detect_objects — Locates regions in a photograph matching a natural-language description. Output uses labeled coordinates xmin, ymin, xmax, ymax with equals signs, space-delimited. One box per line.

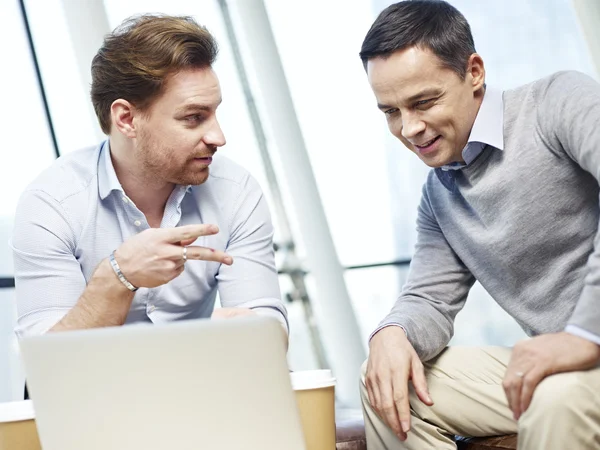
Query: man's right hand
xmin=365 ymin=326 xmax=433 ymax=441
xmin=113 ymin=224 xmax=232 ymax=289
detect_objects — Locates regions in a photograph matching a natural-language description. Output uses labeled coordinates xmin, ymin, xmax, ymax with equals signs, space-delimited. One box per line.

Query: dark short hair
xmin=91 ymin=14 xmax=218 ymax=134
xmin=360 ymin=0 xmax=476 ymax=78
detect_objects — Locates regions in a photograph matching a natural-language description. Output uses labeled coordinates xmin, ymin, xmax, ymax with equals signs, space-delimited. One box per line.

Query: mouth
xmin=192 ymin=156 xmax=213 ymax=165
xmin=413 ymin=136 xmax=441 ymax=155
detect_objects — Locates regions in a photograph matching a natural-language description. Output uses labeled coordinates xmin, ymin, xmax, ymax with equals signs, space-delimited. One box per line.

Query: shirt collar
xmin=441 ymin=86 xmax=504 ymax=171
xmin=98 ymin=140 xmax=124 ymax=200
xmin=467 ymin=86 xmax=504 ymax=153
xmin=98 ymin=140 xmax=194 ymax=201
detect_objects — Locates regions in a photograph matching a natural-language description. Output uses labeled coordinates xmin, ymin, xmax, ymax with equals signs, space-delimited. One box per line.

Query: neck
xmin=455 ymin=87 xmax=486 ymax=162
xmin=108 ymin=137 xmax=174 ymax=224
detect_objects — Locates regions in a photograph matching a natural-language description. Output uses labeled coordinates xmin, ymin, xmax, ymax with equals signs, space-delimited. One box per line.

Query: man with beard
xmin=12 ymin=15 xmax=287 ymax=344
xmin=359 ymin=1 xmax=600 ymax=449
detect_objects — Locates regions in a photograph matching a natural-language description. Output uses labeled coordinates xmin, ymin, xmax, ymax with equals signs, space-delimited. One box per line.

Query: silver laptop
xmin=19 ymin=316 xmax=306 ymax=450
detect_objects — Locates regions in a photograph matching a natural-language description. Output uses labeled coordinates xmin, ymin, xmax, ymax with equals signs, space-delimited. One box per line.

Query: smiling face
xmin=367 ymin=46 xmax=485 ymax=167
xmin=132 ymin=67 xmax=226 ymax=186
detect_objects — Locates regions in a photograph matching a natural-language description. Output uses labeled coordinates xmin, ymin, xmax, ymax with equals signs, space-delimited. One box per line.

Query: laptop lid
xmin=20 ymin=316 xmax=306 ymax=450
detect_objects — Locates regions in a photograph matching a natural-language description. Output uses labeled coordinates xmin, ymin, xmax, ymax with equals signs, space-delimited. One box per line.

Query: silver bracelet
xmin=109 ymin=251 xmax=138 ymax=292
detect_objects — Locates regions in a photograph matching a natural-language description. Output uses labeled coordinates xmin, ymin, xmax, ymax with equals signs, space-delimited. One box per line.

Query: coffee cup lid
xmin=290 ymin=369 xmax=336 ymax=390
xmin=0 ymin=400 xmax=35 ymax=423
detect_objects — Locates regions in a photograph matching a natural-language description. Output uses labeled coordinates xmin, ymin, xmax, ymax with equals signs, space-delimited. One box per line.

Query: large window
xmin=2 ymin=0 xmax=597 ymax=401
xmin=22 ymin=0 xmax=103 ymax=155
xmin=0 ymin=0 xmax=56 ymax=402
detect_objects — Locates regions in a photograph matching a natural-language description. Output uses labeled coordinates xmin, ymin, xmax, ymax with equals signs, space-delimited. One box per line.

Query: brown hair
xmin=360 ymin=1 xmax=475 ymax=78
xmin=91 ymin=14 xmax=219 ymax=134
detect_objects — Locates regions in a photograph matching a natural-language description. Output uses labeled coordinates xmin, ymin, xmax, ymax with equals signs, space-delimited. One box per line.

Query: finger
xmin=365 ymin=381 xmax=377 ymax=414
xmin=519 ymin=369 xmax=543 ymax=418
xmin=378 ymin=378 xmax=405 ymax=440
xmin=233 ymin=308 xmax=256 ymax=316
xmin=508 ymin=377 xmax=522 ymax=420
xmin=212 ymin=308 xmax=255 ymax=319
xmin=411 ymin=360 xmax=433 ymax=406
xmin=183 ymin=246 xmax=233 ymax=265
xmin=164 ymin=224 xmax=219 ymax=243
xmin=365 ymin=374 xmax=382 ymax=415
xmin=179 ymin=237 xmax=199 ymax=247
xmin=503 ymin=351 xmax=524 ymax=419
xmin=502 ymin=374 xmax=513 ymax=414
xmin=368 ymin=363 xmax=404 ymax=438
xmin=392 ymin=363 xmax=412 ymax=437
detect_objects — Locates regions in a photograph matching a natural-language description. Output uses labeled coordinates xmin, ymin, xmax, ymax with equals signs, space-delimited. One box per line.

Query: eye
xmin=184 ymin=115 xmax=203 ymax=123
xmin=415 ymin=98 xmax=435 ymax=109
xmin=384 ymin=108 xmax=399 ymax=116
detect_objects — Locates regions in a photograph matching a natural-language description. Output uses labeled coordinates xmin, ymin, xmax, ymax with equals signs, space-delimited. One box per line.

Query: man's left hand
xmin=211 ymin=307 xmax=288 ymax=349
xmin=211 ymin=307 xmax=256 ymax=319
xmin=503 ymin=332 xmax=600 ymax=420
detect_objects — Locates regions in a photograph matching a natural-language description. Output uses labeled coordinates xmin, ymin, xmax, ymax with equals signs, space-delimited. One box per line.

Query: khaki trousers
xmin=360 ymin=346 xmax=600 ymax=449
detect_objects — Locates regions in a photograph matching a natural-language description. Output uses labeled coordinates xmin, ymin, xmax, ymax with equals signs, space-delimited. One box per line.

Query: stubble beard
xmin=137 ymin=131 xmax=210 ymax=187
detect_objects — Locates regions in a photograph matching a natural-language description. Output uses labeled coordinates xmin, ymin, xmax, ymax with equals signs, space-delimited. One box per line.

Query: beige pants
xmin=360 ymin=346 xmax=600 ymax=449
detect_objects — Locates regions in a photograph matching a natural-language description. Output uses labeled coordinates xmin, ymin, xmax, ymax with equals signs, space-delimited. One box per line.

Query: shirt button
xmin=134 ymin=220 xmax=142 ymax=227
xmin=147 ymin=304 xmax=156 ymax=313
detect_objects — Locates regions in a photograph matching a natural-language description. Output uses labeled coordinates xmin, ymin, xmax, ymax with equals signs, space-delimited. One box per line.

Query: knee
xmin=521 ymin=372 xmax=587 ymax=425
xmin=359 ymin=359 xmax=369 ymax=401
xmin=360 ymin=359 xmax=368 ymax=383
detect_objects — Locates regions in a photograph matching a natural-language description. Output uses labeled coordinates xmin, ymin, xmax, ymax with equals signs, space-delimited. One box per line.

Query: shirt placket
xmin=161 ymin=186 xmax=189 ymax=229
xmin=118 ymin=192 xmax=154 ymax=316
xmin=136 ymin=186 xmax=189 ymax=321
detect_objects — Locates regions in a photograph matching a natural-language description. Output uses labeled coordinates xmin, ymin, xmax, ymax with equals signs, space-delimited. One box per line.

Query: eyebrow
xmin=377 ymin=102 xmax=393 ymax=111
xmin=176 ymin=99 xmax=223 ymax=114
xmin=377 ymin=89 xmax=441 ymax=110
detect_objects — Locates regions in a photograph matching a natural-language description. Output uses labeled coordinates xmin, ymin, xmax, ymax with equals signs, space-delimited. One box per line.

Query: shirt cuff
xmin=565 ymin=325 xmax=600 ymax=346
xmin=368 ymin=323 xmax=407 ymax=343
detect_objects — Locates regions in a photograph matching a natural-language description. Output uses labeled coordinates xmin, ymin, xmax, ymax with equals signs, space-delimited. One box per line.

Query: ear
xmin=466 ymin=53 xmax=486 ymax=92
xmin=110 ymin=99 xmax=139 ymax=138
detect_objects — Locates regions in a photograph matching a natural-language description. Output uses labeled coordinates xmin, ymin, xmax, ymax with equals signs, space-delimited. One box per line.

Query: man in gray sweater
xmin=359 ymin=1 xmax=600 ymax=449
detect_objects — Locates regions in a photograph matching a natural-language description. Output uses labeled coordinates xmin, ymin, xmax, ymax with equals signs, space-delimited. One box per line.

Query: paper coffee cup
xmin=0 ymin=400 xmax=41 ymax=450
xmin=290 ymin=370 xmax=337 ymax=450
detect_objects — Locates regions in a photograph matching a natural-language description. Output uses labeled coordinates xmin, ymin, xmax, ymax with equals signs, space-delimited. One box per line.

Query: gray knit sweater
xmin=379 ymin=71 xmax=600 ymax=361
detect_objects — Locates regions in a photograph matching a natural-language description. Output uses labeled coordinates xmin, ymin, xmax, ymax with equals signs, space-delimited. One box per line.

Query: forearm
xmin=50 ymin=258 xmax=134 ymax=332
xmin=376 ymin=183 xmax=473 ymax=361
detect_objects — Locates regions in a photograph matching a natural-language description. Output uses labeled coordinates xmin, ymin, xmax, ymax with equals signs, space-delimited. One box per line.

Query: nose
xmin=203 ymin=117 xmax=226 ymax=148
xmin=401 ymin=113 xmax=426 ymax=141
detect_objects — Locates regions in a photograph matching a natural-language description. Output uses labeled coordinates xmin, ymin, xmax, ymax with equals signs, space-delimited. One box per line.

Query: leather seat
xmin=335 ymin=417 xmax=367 ymax=450
xmin=335 ymin=416 xmax=518 ymax=450
xmin=456 ymin=434 xmax=518 ymax=449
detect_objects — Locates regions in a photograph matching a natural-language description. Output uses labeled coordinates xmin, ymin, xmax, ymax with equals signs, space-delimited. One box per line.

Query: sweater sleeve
xmin=374 ymin=179 xmax=476 ymax=361
xmin=538 ymin=70 xmax=600 ymax=340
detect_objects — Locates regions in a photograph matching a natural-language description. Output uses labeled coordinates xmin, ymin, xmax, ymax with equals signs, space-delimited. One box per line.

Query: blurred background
xmin=1 ymin=0 xmax=599 ymax=407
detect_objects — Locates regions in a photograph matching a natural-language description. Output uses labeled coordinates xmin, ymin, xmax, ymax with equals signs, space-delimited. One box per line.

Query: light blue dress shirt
xmin=12 ymin=141 xmax=287 ymax=338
